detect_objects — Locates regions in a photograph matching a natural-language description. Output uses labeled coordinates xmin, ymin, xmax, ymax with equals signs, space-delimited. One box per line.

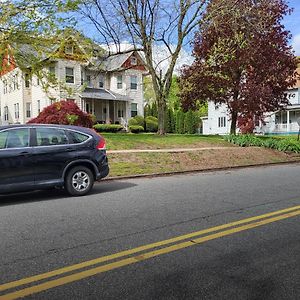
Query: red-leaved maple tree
xmin=28 ymin=100 xmax=94 ymax=128
xmin=179 ymin=0 xmax=299 ymax=134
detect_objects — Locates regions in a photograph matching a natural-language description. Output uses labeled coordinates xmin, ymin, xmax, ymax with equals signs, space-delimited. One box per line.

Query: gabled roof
xmin=102 ymin=52 xmax=133 ymax=71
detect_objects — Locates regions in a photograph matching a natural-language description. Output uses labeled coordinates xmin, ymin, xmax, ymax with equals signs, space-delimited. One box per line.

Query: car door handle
xmin=19 ymin=151 xmax=30 ymax=156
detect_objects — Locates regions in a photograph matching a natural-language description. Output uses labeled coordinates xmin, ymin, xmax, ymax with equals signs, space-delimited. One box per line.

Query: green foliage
xmin=145 ymin=116 xmax=158 ymax=132
xmin=176 ymin=110 xmax=185 ymax=134
xmin=184 ymin=110 xmax=199 ymax=134
xmin=164 ymin=108 xmax=175 ymax=133
xmin=93 ymin=124 xmax=123 ymax=133
xmin=128 ymin=118 xmax=138 ymax=126
xmin=129 ymin=125 xmax=144 ymax=133
xmin=224 ymin=134 xmax=300 ymax=153
xmin=133 ymin=115 xmax=145 ymax=127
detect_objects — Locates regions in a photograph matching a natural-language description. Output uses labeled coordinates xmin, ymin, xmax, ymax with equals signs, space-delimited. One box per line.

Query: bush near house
xmin=129 ymin=125 xmax=144 ymax=133
xmin=28 ymin=100 xmax=94 ymax=128
xmin=145 ymin=116 xmax=158 ymax=132
xmin=93 ymin=124 xmax=123 ymax=133
xmin=224 ymin=134 xmax=300 ymax=153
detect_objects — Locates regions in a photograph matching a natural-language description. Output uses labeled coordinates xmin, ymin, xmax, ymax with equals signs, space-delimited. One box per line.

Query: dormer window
xmin=130 ymin=56 xmax=137 ymax=65
xmin=65 ymin=45 xmax=74 ymax=55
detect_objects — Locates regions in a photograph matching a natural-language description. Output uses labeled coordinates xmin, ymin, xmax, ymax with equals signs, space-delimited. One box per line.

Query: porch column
xmin=92 ymin=99 xmax=95 ymax=115
xmin=81 ymin=99 xmax=86 ymax=112
xmin=106 ymin=101 xmax=110 ymax=123
xmin=114 ymin=101 xmax=116 ymax=123
xmin=287 ymin=110 xmax=290 ymax=133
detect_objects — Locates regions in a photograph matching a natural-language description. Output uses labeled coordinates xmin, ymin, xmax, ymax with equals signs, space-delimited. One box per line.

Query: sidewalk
xmin=107 ymin=147 xmax=236 ymax=154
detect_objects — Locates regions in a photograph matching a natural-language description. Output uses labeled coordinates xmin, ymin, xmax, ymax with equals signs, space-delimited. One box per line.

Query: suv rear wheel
xmin=65 ymin=166 xmax=94 ymax=196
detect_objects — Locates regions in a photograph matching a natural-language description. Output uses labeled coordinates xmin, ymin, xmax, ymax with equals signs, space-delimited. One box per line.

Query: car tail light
xmin=96 ymin=137 xmax=106 ymax=150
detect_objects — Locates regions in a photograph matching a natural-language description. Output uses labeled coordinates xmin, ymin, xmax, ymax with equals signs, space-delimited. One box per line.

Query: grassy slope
xmin=101 ymin=133 xmax=232 ymax=150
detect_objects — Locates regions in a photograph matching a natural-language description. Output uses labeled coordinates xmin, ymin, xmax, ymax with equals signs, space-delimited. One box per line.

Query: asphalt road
xmin=0 ymin=164 xmax=299 ymax=300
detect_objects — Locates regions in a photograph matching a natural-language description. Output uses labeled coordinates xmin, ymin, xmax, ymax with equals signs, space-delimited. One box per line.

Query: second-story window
xmin=117 ymin=75 xmax=123 ymax=89
xmin=25 ymin=73 xmax=30 ymax=88
xmin=99 ymin=75 xmax=104 ymax=88
xmin=130 ymin=75 xmax=138 ymax=90
xmin=3 ymin=80 xmax=8 ymax=94
xmin=66 ymin=67 xmax=74 ymax=83
xmin=86 ymin=75 xmax=92 ymax=87
xmin=13 ymin=75 xmax=18 ymax=90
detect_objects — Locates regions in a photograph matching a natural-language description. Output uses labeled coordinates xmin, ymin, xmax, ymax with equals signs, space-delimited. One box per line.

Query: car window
xmin=0 ymin=128 xmax=30 ymax=149
xmin=36 ymin=128 xmax=69 ymax=146
xmin=67 ymin=130 xmax=90 ymax=144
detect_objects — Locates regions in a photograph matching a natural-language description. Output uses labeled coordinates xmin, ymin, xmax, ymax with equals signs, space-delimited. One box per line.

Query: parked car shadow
xmin=0 ymin=181 xmax=137 ymax=207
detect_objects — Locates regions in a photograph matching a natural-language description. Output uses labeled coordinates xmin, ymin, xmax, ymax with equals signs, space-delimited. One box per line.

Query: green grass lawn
xmin=101 ymin=133 xmax=232 ymax=150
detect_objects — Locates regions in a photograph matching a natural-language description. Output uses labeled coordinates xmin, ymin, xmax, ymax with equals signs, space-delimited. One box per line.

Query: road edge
xmin=100 ymin=160 xmax=300 ymax=182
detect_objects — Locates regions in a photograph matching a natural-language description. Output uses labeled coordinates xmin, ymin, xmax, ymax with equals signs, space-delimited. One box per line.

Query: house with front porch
xmin=202 ymin=65 xmax=300 ymax=135
xmin=0 ymin=37 xmax=147 ymax=126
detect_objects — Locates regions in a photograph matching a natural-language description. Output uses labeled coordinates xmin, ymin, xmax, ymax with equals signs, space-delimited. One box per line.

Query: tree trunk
xmin=230 ymin=110 xmax=238 ymax=135
xmin=157 ymin=98 xmax=166 ymax=135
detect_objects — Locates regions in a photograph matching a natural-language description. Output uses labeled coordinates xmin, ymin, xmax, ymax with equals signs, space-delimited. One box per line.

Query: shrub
xmin=133 ymin=115 xmax=145 ymax=127
xmin=128 ymin=118 xmax=138 ymax=126
xmin=175 ymin=110 xmax=185 ymax=134
xmin=129 ymin=125 xmax=144 ymax=133
xmin=93 ymin=124 xmax=123 ymax=133
xmin=28 ymin=100 xmax=93 ymax=127
xmin=145 ymin=116 xmax=158 ymax=132
xmin=224 ymin=134 xmax=300 ymax=153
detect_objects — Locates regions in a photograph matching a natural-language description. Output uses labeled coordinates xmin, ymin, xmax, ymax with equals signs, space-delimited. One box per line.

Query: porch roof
xmin=79 ymin=88 xmax=132 ymax=102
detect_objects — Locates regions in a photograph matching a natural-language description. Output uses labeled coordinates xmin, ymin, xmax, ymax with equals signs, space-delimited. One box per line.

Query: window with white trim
xmin=14 ymin=103 xmax=19 ymax=119
xmin=25 ymin=73 xmax=30 ymax=88
xmin=99 ymin=75 xmax=104 ymax=88
xmin=117 ymin=75 xmax=123 ymax=89
xmin=65 ymin=67 xmax=74 ymax=83
xmin=86 ymin=75 xmax=92 ymax=87
xmin=218 ymin=116 xmax=226 ymax=128
xmin=130 ymin=75 xmax=138 ymax=90
xmin=4 ymin=106 xmax=9 ymax=121
xmin=3 ymin=80 xmax=8 ymax=94
xmin=131 ymin=103 xmax=138 ymax=117
xmin=26 ymin=103 xmax=31 ymax=118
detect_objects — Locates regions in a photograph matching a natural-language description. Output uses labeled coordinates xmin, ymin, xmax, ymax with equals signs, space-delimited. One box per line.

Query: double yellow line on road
xmin=1 ymin=205 xmax=300 ymax=299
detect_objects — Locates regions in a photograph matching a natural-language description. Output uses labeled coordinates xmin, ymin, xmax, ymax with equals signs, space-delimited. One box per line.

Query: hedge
xmin=224 ymin=134 xmax=300 ymax=153
xmin=129 ymin=125 xmax=144 ymax=133
xmin=93 ymin=124 xmax=123 ymax=133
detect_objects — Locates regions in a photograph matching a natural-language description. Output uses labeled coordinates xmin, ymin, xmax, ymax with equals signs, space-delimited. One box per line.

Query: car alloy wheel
xmin=65 ymin=166 xmax=94 ymax=196
xmin=72 ymin=171 xmax=90 ymax=192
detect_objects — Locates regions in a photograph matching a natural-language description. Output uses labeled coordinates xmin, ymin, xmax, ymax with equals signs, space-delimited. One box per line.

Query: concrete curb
xmin=101 ymin=160 xmax=300 ymax=182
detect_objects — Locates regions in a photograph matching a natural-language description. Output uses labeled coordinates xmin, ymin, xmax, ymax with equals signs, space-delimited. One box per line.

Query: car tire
xmin=65 ymin=166 xmax=94 ymax=196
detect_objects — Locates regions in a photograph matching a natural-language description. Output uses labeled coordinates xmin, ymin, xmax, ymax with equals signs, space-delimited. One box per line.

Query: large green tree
xmin=180 ymin=0 xmax=298 ymax=134
xmin=80 ymin=0 xmax=209 ymax=134
xmin=0 ymin=0 xmax=80 ymax=72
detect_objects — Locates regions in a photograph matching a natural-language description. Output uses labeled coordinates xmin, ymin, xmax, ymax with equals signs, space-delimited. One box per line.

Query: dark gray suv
xmin=0 ymin=124 xmax=109 ymax=196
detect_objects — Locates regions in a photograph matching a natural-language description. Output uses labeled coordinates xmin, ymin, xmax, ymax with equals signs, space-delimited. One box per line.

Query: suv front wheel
xmin=65 ymin=166 xmax=94 ymax=196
